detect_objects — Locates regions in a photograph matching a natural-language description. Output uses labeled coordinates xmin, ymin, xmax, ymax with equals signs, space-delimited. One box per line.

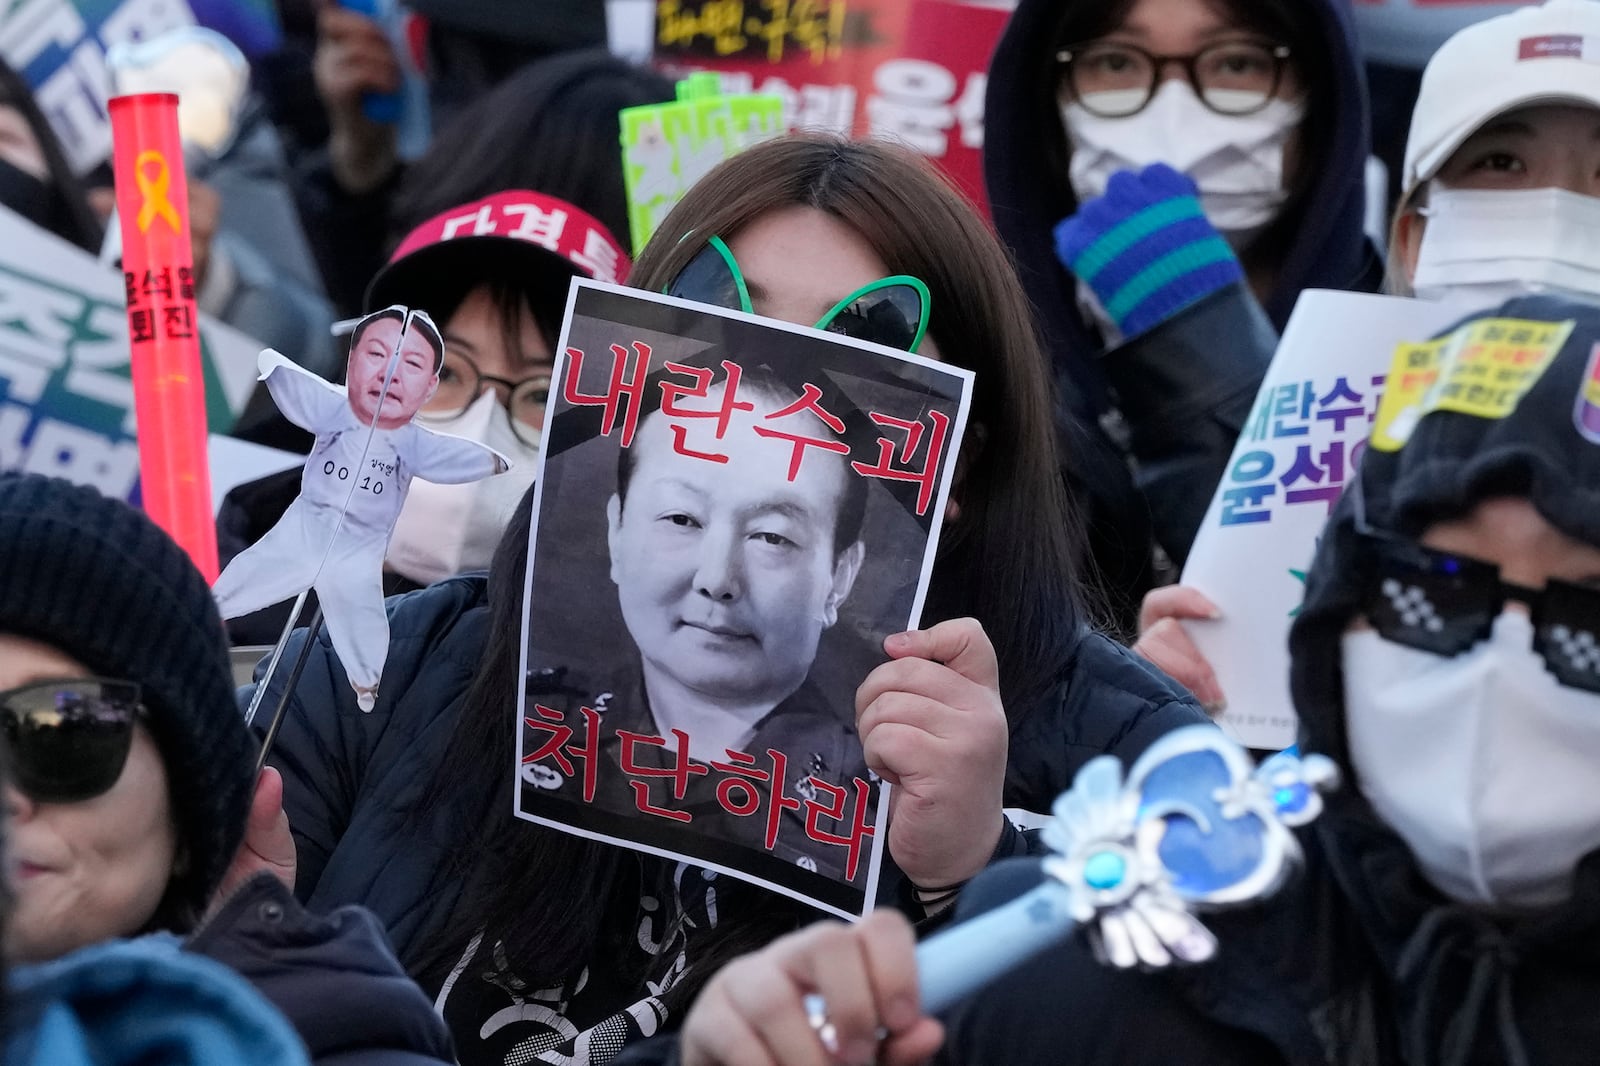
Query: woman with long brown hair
xmin=240 ymin=134 xmax=1206 ymax=1066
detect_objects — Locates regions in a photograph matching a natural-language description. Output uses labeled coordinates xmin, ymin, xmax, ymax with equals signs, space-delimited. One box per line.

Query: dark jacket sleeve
xmin=932 ymin=861 xmax=1286 ymax=1066
xmin=187 ymin=874 xmax=456 ymax=1066
xmin=1003 ymin=632 xmax=1211 ymax=814
xmin=246 ymin=620 xmax=377 ymax=903
xmin=1103 ymin=283 xmax=1277 ymax=566
xmin=243 ymin=580 xmax=483 ymax=900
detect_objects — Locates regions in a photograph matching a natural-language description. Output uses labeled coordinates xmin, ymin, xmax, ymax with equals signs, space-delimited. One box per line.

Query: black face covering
xmin=0 ymin=156 xmax=54 ymax=229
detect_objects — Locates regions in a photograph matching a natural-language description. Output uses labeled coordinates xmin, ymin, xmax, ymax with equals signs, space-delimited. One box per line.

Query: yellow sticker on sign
xmin=1369 ymin=317 xmax=1574 ymax=452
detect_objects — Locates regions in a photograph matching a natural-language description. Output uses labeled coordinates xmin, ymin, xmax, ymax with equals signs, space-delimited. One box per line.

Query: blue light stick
xmin=916 ymin=725 xmax=1339 ymax=1013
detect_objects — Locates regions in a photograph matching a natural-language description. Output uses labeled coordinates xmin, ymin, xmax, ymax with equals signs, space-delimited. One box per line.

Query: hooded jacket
xmin=3 ymin=938 xmax=309 ymax=1066
xmin=936 ymin=295 xmax=1600 ymax=1066
xmin=188 ymin=874 xmax=458 ymax=1066
xmin=983 ymin=0 xmax=1381 ymax=625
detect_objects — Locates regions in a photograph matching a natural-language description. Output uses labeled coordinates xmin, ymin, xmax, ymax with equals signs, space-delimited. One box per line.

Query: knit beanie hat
xmin=1290 ymin=293 xmax=1600 ymax=771
xmin=1283 ymin=293 xmax=1600 ymax=932
xmin=0 ymin=474 xmax=255 ymax=926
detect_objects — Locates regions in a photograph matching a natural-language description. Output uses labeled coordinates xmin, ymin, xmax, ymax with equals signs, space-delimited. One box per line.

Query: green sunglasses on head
xmin=665 ymin=235 xmax=932 ymax=354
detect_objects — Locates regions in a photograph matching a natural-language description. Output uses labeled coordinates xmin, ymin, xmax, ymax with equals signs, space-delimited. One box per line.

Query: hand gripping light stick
xmin=915 ymin=726 xmax=1339 ymax=1013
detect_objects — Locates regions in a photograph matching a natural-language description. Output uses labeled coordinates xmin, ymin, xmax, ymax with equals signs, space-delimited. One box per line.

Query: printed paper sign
xmin=651 ymin=0 xmax=1011 ymax=213
xmin=0 ymin=203 xmax=257 ymax=501
xmin=1180 ymin=290 xmax=1466 ymax=750
xmin=620 ymin=72 xmax=784 ymax=253
xmin=516 ymin=281 xmax=973 ymax=918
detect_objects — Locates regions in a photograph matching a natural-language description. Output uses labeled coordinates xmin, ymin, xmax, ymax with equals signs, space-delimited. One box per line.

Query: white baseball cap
xmin=1403 ymin=0 xmax=1600 ymax=201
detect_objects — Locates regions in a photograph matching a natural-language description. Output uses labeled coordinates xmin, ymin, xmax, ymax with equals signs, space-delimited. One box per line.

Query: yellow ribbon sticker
xmin=1369 ymin=317 xmax=1575 ymax=452
xmin=134 ymin=150 xmax=182 ymax=234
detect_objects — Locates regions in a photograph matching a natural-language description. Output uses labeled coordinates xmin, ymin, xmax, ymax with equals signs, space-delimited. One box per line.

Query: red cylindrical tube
xmin=109 ymin=93 xmax=218 ymax=580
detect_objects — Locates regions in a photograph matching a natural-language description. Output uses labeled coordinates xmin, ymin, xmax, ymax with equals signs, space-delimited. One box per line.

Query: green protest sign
xmin=619 ymin=72 xmax=785 ymax=254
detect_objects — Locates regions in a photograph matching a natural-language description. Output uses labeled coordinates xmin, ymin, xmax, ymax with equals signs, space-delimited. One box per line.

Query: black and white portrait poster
xmin=514 ymin=281 xmax=973 ymax=918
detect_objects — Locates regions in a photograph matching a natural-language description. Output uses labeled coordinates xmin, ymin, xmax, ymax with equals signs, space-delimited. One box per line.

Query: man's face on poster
xmin=346 ymin=314 xmax=440 ymax=430
xmin=607 ymin=381 xmax=866 ymax=709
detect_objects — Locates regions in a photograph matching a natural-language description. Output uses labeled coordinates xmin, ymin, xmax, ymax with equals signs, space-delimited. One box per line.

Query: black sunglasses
xmin=0 ymin=678 xmax=145 ymax=803
xmin=1358 ymin=529 xmax=1600 ymax=693
xmin=664 ymin=235 xmax=933 ymax=354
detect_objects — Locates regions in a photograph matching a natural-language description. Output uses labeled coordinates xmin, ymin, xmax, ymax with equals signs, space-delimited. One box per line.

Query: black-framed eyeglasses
xmin=1055 ymin=38 xmax=1293 ymax=118
xmin=423 ymin=347 xmax=551 ymax=446
xmin=1355 ymin=526 xmax=1600 ymax=694
xmin=0 ymin=678 xmax=146 ymax=803
xmin=665 ymin=235 xmax=933 ymax=354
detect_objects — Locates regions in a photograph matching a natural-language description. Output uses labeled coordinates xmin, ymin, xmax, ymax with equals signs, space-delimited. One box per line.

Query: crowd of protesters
xmin=4 ymin=1 xmax=1600 ymax=1064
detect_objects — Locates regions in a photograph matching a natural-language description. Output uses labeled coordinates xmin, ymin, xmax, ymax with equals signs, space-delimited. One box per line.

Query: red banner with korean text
xmin=109 ymin=92 xmax=217 ymax=580
xmin=653 ymin=0 xmax=1014 ymax=214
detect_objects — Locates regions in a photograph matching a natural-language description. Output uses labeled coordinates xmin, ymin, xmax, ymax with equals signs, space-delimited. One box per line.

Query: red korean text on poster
xmin=109 ymin=93 xmax=218 ymax=580
xmin=516 ymin=281 xmax=975 ymax=919
xmin=652 ymin=1 xmax=1012 ymax=213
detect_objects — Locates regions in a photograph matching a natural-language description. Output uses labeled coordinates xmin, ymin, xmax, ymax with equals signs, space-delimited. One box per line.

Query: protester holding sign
xmin=0 ymin=473 xmax=454 ymax=1066
xmin=245 ymin=134 xmax=1205 ymax=1065
xmin=1141 ymin=0 xmax=1600 ymax=716
xmin=644 ymin=293 xmax=1600 ymax=1066
xmin=983 ymin=0 xmax=1380 ymax=626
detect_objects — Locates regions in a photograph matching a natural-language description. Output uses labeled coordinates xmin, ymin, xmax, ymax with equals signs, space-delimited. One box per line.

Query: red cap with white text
xmin=364 ymin=189 xmax=631 ymax=312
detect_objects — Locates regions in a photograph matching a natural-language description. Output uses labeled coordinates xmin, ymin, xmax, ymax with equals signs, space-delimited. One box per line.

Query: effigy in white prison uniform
xmin=213 ymin=350 xmax=506 ymax=704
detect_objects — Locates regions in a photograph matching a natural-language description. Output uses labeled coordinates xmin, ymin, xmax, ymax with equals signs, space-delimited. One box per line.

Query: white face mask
xmin=1343 ymin=612 xmax=1600 ymax=907
xmin=1412 ymin=187 xmax=1600 ymax=311
xmin=1061 ymin=80 xmax=1304 ymax=239
xmin=386 ymin=391 xmax=540 ymax=585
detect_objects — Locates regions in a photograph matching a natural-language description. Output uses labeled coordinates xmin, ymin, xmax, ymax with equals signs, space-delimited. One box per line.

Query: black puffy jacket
xmin=187 ymin=873 xmax=456 ymax=1066
xmin=250 ymin=574 xmax=1205 ymax=1062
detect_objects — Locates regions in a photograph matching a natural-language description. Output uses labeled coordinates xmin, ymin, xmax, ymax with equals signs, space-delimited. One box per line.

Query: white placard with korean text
xmin=0 ymin=204 xmax=260 ymax=502
xmin=1180 ymin=290 xmax=1467 ymax=750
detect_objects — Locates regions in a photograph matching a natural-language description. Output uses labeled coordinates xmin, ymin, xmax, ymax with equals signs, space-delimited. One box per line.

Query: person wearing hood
xmin=647 ymin=292 xmax=1600 ymax=1065
xmin=0 ymin=473 xmax=455 ymax=1066
xmin=1139 ymin=0 xmax=1600 ymax=712
xmin=983 ymin=0 xmax=1380 ymax=627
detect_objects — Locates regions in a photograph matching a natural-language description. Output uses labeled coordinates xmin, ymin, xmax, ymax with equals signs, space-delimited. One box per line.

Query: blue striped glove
xmin=1054 ymin=163 xmax=1244 ymax=340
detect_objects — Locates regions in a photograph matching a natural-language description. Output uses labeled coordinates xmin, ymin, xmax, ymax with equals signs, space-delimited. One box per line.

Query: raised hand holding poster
xmin=516 ymin=281 xmax=972 ymax=918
